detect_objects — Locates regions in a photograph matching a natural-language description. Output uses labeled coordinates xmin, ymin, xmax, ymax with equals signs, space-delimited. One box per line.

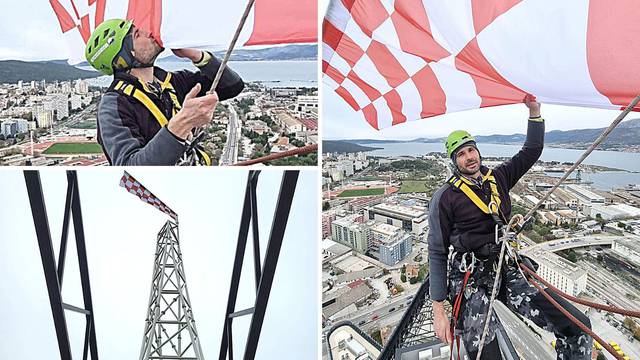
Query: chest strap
xmin=113 ymin=75 xmax=211 ymax=166
xmin=448 ymin=169 xmax=501 ymax=216
xmin=113 ymin=72 xmax=182 ymax=127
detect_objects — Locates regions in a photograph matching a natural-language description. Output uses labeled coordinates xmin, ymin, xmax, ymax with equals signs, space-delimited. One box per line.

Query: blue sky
xmin=0 ymin=168 xmax=318 ymax=359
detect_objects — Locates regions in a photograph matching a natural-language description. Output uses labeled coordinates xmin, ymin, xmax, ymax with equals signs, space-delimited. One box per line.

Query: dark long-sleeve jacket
xmin=97 ymin=53 xmax=244 ymax=165
xmin=428 ymin=118 xmax=545 ymax=301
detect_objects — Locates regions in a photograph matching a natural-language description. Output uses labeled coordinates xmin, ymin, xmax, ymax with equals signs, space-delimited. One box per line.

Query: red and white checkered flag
xmin=323 ymin=0 xmax=640 ymax=130
xmin=119 ymin=171 xmax=178 ymax=221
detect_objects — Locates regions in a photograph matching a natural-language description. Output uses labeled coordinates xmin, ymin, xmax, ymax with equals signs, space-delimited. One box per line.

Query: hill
xmin=0 ymin=60 xmax=99 ymax=84
xmin=158 ymin=44 xmax=317 ymax=63
xmin=323 ymin=140 xmax=382 ymax=153
xmin=342 ymin=119 xmax=640 ymax=150
xmin=474 ymin=118 xmax=640 ymax=148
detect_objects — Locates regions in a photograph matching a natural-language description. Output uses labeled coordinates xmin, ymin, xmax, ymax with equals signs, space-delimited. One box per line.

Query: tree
xmin=567 ymin=251 xmax=577 ymax=263
xmin=322 ymin=201 xmax=330 ymax=211
xmin=401 ymin=274 xmax=407 ymax=283
xmin=409 ymin=277 xmax=418 ymax=284
xmin=596 ymin=352 xmax=606 ymax=360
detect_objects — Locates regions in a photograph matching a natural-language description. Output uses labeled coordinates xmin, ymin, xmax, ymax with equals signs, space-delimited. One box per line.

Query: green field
xmin=399 ymin=180 xmax=428 ymax=193
xmin=337 ymin=188 xmax=385 ymax=197
xmin=43 ymin=143 xmax=103 ymax=155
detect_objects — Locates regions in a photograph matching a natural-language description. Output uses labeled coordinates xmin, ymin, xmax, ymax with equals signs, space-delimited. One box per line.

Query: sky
xmin=0 ymin=168 xmax=318 ymax=359
xmin=0 ymin=0 xmax=292 ymax=62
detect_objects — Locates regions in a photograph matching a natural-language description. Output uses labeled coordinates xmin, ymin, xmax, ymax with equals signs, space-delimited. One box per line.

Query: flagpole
xmin=208 ymin=0 xmax=256 ymax=93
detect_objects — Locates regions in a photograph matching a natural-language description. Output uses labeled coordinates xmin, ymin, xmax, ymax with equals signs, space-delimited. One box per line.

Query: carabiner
xmin=458 ymin=252 xmax=476 ymax=273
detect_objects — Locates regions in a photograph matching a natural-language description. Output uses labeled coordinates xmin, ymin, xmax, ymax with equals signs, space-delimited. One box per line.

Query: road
xmin=579 ymin=259 xmax=640 ymax=312
xmin=323 ymin=293 xmax=416 ymax=335
xmin=220 ymin=104 xmax=240 ymax=165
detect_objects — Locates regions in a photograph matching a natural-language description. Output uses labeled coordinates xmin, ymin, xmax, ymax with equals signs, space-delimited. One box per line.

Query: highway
xmin=220 ymin=104 xmax=240 ymax=165
xmin=579 ymin=259 xmax=640 ymax=312
xmin=519 ymin=235 xmax=616 ymax=255
xmin=323 ymin=293 xmax=416 ymax=335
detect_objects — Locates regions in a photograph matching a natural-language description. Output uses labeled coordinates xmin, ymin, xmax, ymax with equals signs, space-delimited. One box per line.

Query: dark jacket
xmin=97 ymin=53 xmax=244 ymax=165
xmin=428 ymin=119 xmax=545 ymax=301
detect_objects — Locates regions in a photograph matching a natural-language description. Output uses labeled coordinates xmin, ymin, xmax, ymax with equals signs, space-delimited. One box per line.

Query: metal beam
xmin=250 ymin=172 xmax=261 ymax=292
xmin=24 ymin=170 xmax=73 ymax=360
xmin=68 ymin=171 xmax=99 ymax=360
xmin=57 ymin=175 xmax=74 ymax=286
xmin=243 ymin=171 xmax=299 ymax=360
xmin=218 ymin=173 xmax=255 ymax=360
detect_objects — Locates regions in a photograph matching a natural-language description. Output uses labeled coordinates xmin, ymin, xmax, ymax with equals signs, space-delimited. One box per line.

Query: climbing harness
xmin=448 ymin=169 xmax=504 ymax=225
xmin=112 ymin=74 xmax=211 ymax=166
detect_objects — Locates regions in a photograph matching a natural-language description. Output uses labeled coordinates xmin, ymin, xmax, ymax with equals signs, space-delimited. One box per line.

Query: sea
xmin=81 ymin=60 xmax=317 ymax=88
xmin=359 ymin=142 xmax=640 ymax=191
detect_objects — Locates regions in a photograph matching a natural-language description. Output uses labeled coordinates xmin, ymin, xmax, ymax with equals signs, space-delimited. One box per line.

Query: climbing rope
xmin=232 ymin=144 xmax=317 ymax=166
xmin=179 ymin=0 xmax=256 ymax=166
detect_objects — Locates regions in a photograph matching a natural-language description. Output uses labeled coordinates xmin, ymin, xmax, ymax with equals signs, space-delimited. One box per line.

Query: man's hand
xmin=167 ymin=83 xmax=218 ymax=140
xmin=433 ymin=301 xmax=453 ymax=344
xmin=171 ymin=48 xmax=203 ymax=63
xmin=524 ymin=94 xmax=541 ymax=118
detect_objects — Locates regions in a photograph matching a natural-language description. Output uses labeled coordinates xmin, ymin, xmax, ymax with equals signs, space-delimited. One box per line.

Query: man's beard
xmin=457 ymin=159 xmax=481 ymax=175
xmin=135 ymin=45 xmax=162 ymax=67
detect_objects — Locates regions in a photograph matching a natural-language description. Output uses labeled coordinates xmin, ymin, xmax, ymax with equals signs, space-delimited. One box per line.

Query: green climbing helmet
xmin=85 ymin=19 xmax=133 ymax=76
xmin=445 ymin=130 xmax=476 ymax=158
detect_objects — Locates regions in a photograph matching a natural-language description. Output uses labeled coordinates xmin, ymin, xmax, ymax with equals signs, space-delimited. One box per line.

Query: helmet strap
xmin=112 ymin=31 xmax=162 ymax=73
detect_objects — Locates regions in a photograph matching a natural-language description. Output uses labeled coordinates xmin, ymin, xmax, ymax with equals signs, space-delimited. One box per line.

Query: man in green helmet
xmin=85 ymin=19 xmax=244 ymax=165
xmin=427 ymin=97 xmax=593 ymax=359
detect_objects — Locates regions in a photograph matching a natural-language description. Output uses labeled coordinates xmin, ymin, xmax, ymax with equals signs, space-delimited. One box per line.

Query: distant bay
xmin=81 ymin=60 xmax=317 ymax=88
xmin=357 ymin=141 xmax=640 ymax=190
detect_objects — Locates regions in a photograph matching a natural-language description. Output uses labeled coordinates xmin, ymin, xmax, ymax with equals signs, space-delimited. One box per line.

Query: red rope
xmin=450 ymin=270 xmax=471 ymax=360
xmin=527 ymin=274 xmax=624 ymax=360
xmin=520 ymin=264 xmax=640 ymax=317
xmin=232 ymin=144 xmax=317 ymax=166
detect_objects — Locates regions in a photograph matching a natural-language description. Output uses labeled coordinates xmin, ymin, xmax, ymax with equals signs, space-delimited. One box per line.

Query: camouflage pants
xmin=448 ymin=255 xmax=592 ymax=360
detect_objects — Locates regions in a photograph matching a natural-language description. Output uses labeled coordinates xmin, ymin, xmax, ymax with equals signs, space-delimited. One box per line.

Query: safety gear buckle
xmin=458 ymin=252 xmax=476 ymax=273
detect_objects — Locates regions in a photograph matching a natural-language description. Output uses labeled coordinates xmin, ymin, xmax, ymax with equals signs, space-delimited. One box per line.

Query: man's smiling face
xmin=455 ymin=144 xmax=481 ymax=175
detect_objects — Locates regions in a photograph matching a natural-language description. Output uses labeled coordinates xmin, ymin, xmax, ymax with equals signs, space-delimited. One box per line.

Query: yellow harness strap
xmin=448 ymin=170 xmax=501 ymax=215
xmin=113 ymin=74 xmax=210 ymax=166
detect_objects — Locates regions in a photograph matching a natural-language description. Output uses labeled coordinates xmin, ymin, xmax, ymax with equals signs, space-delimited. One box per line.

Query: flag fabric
xmin=323 ymin=0 xmax=640 ymax=130
xmin=49 ymin=0 xmax=317 ymax=64
xmin=119 ymin=171 xmax=178 ymax=220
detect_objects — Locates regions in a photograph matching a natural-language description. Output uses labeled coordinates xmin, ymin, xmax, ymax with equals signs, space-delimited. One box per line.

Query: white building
xmin=611 ymin=237 xmax=640 ymax=266
xmin=529 ymin=248 xmax=588 ymax=297
xmin=585 ymin=204 xmax=640 ymax=220
xmin=36 ymin=109 xmax=54 ymax=128
xmin=74 ymin=79 xmax=89 ymax=94
xmin=296 ymin=95 xmax=318 ymax=115
xmin=365 ymin=202 xmax=428 ymax=235
xmin=70 ymin=94 xmax=82 ymax=110
xmin=565 ymin=185 xmax=606 ymax=204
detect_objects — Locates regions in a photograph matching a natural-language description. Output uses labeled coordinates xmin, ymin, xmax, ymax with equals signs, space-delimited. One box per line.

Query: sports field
xmin=43 ymin=143 xmax=103 ymax=155
xmin=337 ymin=188 xmax=385 ymax=197
xmin=399 ymin=180 xmax=427 ymax=193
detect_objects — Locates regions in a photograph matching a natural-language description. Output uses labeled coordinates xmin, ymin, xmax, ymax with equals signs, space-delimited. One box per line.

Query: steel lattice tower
xmin=139 ymin=221 xmax=205 ymax=360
